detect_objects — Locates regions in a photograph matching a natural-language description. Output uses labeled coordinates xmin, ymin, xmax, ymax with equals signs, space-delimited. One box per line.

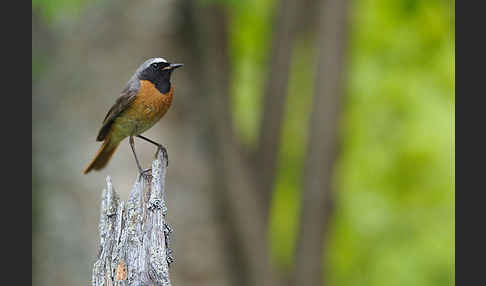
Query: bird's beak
xmin=169 ymin=63 xmax=184 ymax=70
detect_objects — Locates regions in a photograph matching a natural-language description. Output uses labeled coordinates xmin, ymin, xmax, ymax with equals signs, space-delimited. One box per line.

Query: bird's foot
xmin=137 ymin=167 xmax=152 ymax=180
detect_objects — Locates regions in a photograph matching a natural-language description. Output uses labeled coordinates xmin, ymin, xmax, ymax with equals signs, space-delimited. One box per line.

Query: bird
xmin=83 ymin=57 xmax=183 ymax=175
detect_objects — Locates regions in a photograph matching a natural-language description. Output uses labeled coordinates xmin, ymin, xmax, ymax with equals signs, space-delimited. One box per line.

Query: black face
xmin=139 ymin=61 xmax=177 ymax=94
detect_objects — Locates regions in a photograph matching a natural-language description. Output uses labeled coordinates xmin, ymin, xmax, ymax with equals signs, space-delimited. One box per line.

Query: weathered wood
xmin=92 ymin=151 xmax=173 ymax=286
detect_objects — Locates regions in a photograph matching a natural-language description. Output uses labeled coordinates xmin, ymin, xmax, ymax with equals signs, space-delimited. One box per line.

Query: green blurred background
xmin=32 ymin=0 xmax=454 ymax=285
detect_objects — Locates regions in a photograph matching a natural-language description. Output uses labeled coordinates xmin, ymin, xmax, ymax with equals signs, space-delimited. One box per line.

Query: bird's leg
xmin=136 ymin=135 xmax=169 ymax=166
xmin=129 ymin=136 xmax=151 ymax=176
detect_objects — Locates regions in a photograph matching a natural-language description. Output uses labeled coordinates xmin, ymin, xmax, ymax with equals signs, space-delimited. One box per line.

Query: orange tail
xmin=83 ymin=135 xmax=120 ymax=174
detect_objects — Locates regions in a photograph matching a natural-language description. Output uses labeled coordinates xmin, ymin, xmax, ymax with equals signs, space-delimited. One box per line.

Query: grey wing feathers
xmin=96 ymin=79 xmax=140 ymax=141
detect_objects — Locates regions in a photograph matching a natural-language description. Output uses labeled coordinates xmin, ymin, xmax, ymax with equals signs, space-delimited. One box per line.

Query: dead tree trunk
xmin=92 ymin=152 xmax=173 ymax=286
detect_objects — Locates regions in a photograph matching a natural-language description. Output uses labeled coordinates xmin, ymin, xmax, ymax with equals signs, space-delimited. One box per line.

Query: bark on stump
xmin=92 ymin=151 xmax=173 ymax=286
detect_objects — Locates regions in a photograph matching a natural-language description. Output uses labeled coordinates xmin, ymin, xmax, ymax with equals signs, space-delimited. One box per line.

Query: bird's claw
xmin=137 ymin=168 xmax=152 ymax=180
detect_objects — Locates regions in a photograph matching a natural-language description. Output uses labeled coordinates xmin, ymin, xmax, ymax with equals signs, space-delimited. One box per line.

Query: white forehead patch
xmin=152 ymin=57 xmax=167 ymax=63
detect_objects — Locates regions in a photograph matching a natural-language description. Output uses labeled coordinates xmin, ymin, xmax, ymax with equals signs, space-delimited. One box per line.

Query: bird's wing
xmin=96 ymin=79 xmax=140 ymax=141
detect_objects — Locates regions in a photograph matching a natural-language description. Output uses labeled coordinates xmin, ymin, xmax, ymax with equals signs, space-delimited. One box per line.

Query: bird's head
xmin=136 ymin=57 xmax=183 ymax=93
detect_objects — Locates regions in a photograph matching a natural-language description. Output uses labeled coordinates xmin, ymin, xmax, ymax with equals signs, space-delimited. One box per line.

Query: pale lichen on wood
xmin=92 ymin=152 xmax=173 ymax=286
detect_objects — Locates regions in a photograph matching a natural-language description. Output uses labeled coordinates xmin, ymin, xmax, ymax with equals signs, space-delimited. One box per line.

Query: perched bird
xmin=83 ymin=57 xmax=183 ymax=174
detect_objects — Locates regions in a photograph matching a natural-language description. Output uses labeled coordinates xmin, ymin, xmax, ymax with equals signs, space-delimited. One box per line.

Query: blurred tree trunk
xmin=255 ymin=0 xmax=300 ymax=218
xmin=293 ymin=0 xmax=349 ymax=285
xmin=190 ymin=3 xmax=282 ymax=286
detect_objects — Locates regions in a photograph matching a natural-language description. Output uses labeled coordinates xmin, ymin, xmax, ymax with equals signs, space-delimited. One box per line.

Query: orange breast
xmin=112 ymin=80 xmax=173 ymax=137
xmin=135 ymin=80 xmax=173 ymax=120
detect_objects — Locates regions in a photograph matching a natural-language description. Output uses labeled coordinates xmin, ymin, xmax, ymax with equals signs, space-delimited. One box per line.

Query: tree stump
xmin=92 ymin=151 xmax=173 ymax=286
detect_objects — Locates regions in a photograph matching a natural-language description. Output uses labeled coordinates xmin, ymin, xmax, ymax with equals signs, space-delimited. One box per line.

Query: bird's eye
xmin=152 ymin=63 xmax=159 ymax=69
